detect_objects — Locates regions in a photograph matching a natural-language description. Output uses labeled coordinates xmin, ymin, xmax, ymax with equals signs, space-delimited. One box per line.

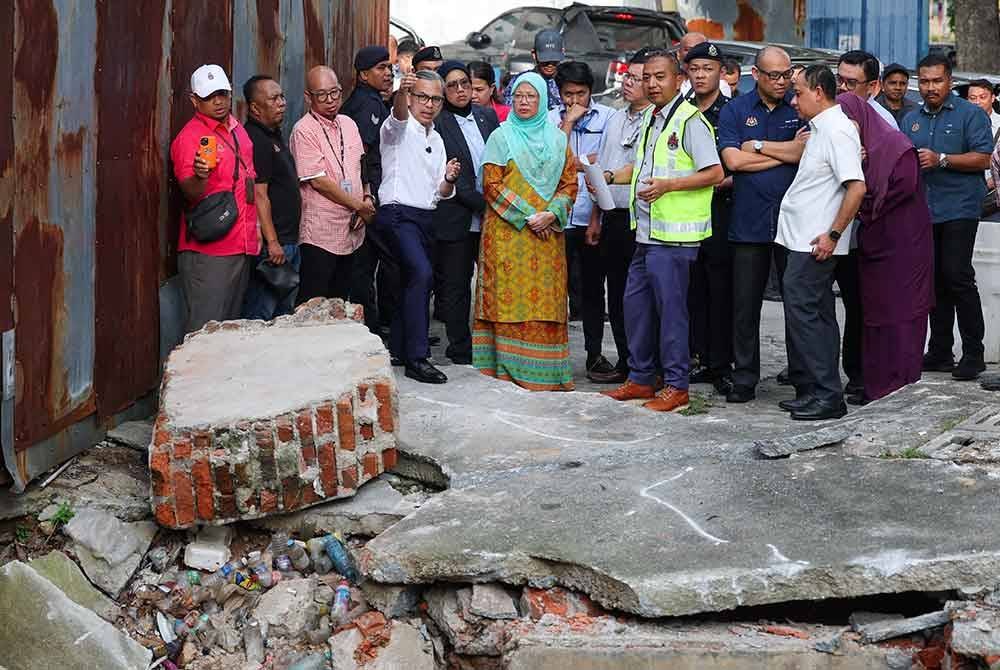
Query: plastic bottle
xmin=307 ymin=539 xmax=333 ymax=575
xmin=245 ymin=555 xmax=274 ymax=588
xmin=286 ymin=540 xmax=311 ymax=571
xmin=322 ymin=534 xmax=358 ymax=582
xmin=231 ymin=569 xmax=261 ymax=591
xmin=269 ymin=532 xmax=290 ymax=566
xmin=332 ymin=580 xmax=351 ymax=625
xmin=244 ymin=618 xmax=264 ymax=664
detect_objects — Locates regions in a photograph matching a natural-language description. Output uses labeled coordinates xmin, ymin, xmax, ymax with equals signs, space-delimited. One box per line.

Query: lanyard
xmin=198 ymin=116 xmax=246 ymax=186
xmin=640 ymin=96 xmax=686 ymax=154
xmin=312 ymin=113 xmax=345 ymax=175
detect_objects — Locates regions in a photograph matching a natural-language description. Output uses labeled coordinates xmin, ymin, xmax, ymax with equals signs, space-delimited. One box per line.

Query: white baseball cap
xmin=190 ymin=64 xmax=232 ymax=98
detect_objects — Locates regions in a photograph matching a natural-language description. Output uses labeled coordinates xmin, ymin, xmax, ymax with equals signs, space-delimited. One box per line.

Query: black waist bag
xmin=186 ymin=131 xmax=243 ymax=243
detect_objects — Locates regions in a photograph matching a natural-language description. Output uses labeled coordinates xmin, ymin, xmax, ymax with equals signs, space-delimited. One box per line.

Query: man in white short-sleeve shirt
xmin=776 ymin=65 xmax=865 ymax=421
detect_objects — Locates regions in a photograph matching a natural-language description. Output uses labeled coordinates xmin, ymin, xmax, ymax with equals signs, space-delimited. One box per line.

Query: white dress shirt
xmin=867 ymin=95 xmax=899 ymax=130
xmin=776 ymin=104 xmax=865 ymax=255
xmin=378 ymin=114 xmax=451 ymax=210
xmin=454 ymin=111 xmax=487 ymax=231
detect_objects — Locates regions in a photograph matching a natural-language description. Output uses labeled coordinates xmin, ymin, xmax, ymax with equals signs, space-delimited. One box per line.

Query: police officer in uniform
xmin=341 ymin=46 xmax=398 ymax=336
xmin=683 ymin=42 xmax=734 ymax=395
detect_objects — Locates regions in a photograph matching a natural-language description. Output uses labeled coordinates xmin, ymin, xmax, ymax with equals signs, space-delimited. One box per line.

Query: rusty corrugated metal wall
xmin=1 ymin=0 xmax=389 ymax=491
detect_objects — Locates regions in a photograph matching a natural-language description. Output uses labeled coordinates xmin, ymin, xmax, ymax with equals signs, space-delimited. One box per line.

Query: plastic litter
xmin=286 ymin=540 xmax=311 ymax=571
xmin=63 ymin=507 xmax=140 ymax=565
xmin=322 ymin=534 xmax=358 ymax=582
xmin=244 ymin=618 xmax=265 ymax=664
xmin=287 ymin=651 xmax=331 ymax=669
xmin=332 ymin=580 xmax=351 ymax=625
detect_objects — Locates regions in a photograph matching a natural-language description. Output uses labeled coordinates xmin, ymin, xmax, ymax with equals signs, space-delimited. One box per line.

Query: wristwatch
xmin=753 ymin=140 xmax=764 ymax=154
xmin=828 ymin=229 xmax=842 ymax=241
xmin=938 ymin=153 xmax=950 ymax=169
xmin=604 ymin=170 xmax=614 ymax=185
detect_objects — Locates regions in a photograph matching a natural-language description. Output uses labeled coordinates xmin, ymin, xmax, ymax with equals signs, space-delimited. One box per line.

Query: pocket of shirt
xmin=936 ymin=128 xmax=965 ymax=155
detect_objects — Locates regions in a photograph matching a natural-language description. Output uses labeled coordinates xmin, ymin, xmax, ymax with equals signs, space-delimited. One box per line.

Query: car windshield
xmin=567 ymin=19 xmax=669 ymax=53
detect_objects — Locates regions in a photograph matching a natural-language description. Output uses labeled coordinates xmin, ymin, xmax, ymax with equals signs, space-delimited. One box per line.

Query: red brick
xmin=235 ymin=461 xmax=256 ymax=490
xmin=363 ymin=452 xmax=380 ymax=478
xmin=235 ymin=420 xmax=252 ymax=433
xmin=316 ymin=403 xmax=335 ymax=436
xmin=173 ymin=470 xmax=196 ymax=527
xmin=154 ymin=428 xmax=171 ymax=448
xmin=282 ymin=476 xmax=302 ymax=511
xmin=521 ymin=587 xmax=602 ymax=621
xmin=240 ymin=491 xmax=259 ymax=514
xmin=192 ymin=430 xmax=211 ymax=451
xmin=382 ymin=448 xmax=398 ymax=471
xmin=318 ymin=443 xmax=338 ymax=496
xmin=276 ymin=415 xmax=294 ymax=443
xmin=150 ymin=450 xmax=172 ymax=497
xmin=301 ymin=484 xmax=319 ymax=505
xmin=301 ymin=443 xmax=317 ymax=466
xmin=155 ymin=503 xmax=176 ymax=527
xmin=218 ymin=494 xmax=238 ymax=518
xmin=358 ymin=384 xmax=369 ymax=402
xmin=214 ymin=465 xmax=234 ymax=495
xmin=337 ymin=396 xmax=356 ymax=451
xmin=360 ymin=423 xmax=374 ymax=440
xmin=341 ymin=466 xmax=358 ymax=490
xmin=260 ymin=489 xmax=278 ymax=513
xmin=192 ymin=458 xmax=214 ymax=521
xmin=296 ymin=409 xmax=314 ymax=444
xmin=173 ymin=437 xmax=193 ymax=460
xmin=254 ymin=422 xmax=275 ymax=449
xmin=375 ymin=382 xmax=394 ymax=432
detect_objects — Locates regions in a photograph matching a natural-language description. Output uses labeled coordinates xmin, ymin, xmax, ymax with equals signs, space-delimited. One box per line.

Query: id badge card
xmin=245 ymin=176 xmax=255 ymax=204
xmin=340 ymin=179 xmax=353 ymax=194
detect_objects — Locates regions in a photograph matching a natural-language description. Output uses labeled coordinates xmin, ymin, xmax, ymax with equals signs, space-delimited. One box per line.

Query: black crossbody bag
xmin=186 ymin=130 xmax=244 ymax=242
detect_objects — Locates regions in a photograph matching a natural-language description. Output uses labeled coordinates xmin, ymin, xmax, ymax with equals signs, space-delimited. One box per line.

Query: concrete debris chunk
xmin=755 ymin=420 xmax=861 ymax=458
xmin=105 ymin=419 xmax=154 ymax=452
xmin=150 ymin=298 xmax=400 ymax=529
xmin=853 ymin=610 xmax=950 ymax=643
xmin=371 ymin=620 xmax=435 ymax=670
xmin=470 ymin=583 xmax=519 ymax=620
xmin=28 ymin=551 xmax=120 ymax=623
xmin=253 ymin=577 xmax=317 ymax=640
xmin=361 ymin=582 xmax=423 ymax=618
xmin=426 ymin=586 xmax=509 ymax=656
xmin=0 ymin=561 xmax=152 ymax=670
xmin=72 ymin=519 xmax=157 ymax=599
xmin=329 ymin=627 xmax=364 ymax=670
xmin=951 ymin=604 xmax=1000 ymax=659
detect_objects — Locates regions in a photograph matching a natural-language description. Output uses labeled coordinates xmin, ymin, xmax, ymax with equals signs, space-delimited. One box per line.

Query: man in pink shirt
xmin=170 ymin=64 xmax=259 ymax=333
xmin=291 ymin=65 xmax=376 ymax=303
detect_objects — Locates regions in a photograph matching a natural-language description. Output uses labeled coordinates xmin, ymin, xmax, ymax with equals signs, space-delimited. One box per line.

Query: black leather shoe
xmin=791 ymin=399 xmax=848 ymax=421
xmin=726 ymin=385 xmax=755 ymax=403
xmin=428 ymin=335 xmax=441 ymax=346
xmin=405 ymin=359 xmax=448 ymax=384
xmin=776 ymin=367 xmax=791 ymax=386
xmin=390 ymin=355 xmax=404 ymax=367
xmin=689 ymin=365 xmax=714 ymax=384
xmin=846 ymin=392 xmax=868 ymax=406
xmin=588 ymin=355 xmax=624 ymax=383
xmin=922 ymin=353 xmax=955 ymax=372
xmin=779 ymin=394 xmax=814 ymax=412
xmin=844 ymin=381 xmax=864 ymax=397
xmin=449 ymin=352 xmax=473 ymax=365
xmin=953 ymin=357 xmax=986 ymax=381
xmin=712 ymin=375 xmax=735 ymax=395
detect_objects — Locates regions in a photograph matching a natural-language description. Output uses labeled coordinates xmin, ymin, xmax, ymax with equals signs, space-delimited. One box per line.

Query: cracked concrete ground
xmin=363 ymin=301 xmax=1000 ymax=617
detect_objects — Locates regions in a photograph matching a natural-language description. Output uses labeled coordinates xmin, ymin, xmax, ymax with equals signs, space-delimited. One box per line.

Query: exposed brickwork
xmin=149 ymin=298 xmax=400 ymax=529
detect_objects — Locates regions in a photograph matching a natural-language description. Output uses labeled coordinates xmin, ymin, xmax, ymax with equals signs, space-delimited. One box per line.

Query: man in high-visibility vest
xmin=601 ymin=51 xmax=724 ymax=412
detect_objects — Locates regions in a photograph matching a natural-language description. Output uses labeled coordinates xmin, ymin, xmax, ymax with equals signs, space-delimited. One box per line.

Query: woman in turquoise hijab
xmin=472 ymin=72 xmax=579 ymax=391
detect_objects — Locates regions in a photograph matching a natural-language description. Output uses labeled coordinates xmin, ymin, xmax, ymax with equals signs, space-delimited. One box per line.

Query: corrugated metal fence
xmin=0 ymin=0 xmax=389 ymax=491
xmin=806 ymin=0 xmax=930 ymax=69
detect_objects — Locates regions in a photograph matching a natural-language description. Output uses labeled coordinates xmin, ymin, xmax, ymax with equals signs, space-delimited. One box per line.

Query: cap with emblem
xmin=533 ymin=29 xmax=564 ymax=63
xmin=354 ymin=45 xmax=390 ymax=72
xmin=684 ymin=42 xmax=723 ymax=64
xmin=190 ymin=64 xmax=232 ymax=98
xmin=413 ymin=45 xmax=444 ymax=67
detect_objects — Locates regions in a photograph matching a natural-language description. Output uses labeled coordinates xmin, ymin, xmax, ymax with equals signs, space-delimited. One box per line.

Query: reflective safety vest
xmin=629 ymin=100 xmax=714 ymax=243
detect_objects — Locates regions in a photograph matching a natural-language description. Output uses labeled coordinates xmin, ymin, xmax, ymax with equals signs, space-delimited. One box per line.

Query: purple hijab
xmin=836 ymin=93 xmax=914 ymax=220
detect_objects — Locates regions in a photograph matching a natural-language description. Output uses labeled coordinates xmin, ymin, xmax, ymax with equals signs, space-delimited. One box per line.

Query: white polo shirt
xmin=378 ymin=113 xmax=451 ymax=210
xmin=776 ymin=104 xmax=864 ymax=255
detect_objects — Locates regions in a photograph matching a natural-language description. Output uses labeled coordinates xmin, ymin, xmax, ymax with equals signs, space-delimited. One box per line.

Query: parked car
xmin=440 ymin=3 xmax=686 ymax=98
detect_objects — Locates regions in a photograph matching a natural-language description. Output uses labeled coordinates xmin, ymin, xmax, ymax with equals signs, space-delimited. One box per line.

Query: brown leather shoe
xmin=601 ymin=379 xmax=657 ymax=401
xmin=643 ymin=386 xmax=690 ymax=412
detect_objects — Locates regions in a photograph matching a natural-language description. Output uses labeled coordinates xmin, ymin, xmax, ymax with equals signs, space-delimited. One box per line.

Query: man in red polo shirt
xmin=170 ymin=64 xmax=259 ymax=333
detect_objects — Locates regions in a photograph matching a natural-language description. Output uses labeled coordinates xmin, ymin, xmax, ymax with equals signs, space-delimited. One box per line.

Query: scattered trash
xmin=244 ymin=618 xmax=265 ymax=664
xmin=333 ymin=580 xmax=351 ymax=626
xmin=63 ymin=508 xmax=141 ymax=565
xmin=183 ymin=526 xmax=232 ymax=572
xmin=322 ymin=533 xmax=358 ymax=582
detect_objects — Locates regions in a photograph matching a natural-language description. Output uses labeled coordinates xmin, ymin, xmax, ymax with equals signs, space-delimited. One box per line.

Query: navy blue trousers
xmin=624 ymin=244 xmax=698 ymax=390
xmin=378 ymin=204 xmax=434 ymax=362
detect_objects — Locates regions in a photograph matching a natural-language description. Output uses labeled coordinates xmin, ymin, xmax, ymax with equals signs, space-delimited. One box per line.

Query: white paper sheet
xmin=580 ymin=155 xmax=617 ymax=211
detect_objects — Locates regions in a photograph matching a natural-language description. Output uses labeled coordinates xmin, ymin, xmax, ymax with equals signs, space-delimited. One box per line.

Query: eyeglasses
xmin=513 ymin=93 xmax=539 ymax=103
xmin=835 ymin=75 xmax=869 ymax=89
xmin=622 ymin=73 xmax=641 ymax=84
xmin=412 ymin=92 xmax=445 ymax=107
xmin=309 ymin=88 xmax=343 ymax=102
xmin=758 ymin=68 xmax=795 ymax=82
xmin=445 ymin=78 xmax=471 ymax=91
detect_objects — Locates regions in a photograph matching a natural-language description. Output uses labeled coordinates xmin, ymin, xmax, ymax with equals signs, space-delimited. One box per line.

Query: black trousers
xmin=600 ymin=209 xmax=635 ymax=371
xmin=928 ymin=218 xmax=985 ymax=361
xmin=731 ymin=242 xmax=786 ymax=390
xmin=689 ymin=194 xmax=733 ymax=376
xmin=834 ymin=248 xmax=863 ymax=390
xmin=565 ymin=227 xmax=585 ymax=319
xmin=434 ymin=232 xmax=480 ymax=360
xmin=350 ymin=224 xmax=401 ymax=334
xmin=565 ymin=226 xmax=608 ymax=361
xmin=783 ymin=251 xmax=843 ymax=404
xmin=297 ymin=243 xmax=355 ymax=304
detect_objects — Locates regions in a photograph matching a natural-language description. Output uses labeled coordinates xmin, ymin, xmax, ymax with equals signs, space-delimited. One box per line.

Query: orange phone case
xmin=199 ymin=135 xmax=217 ymax=168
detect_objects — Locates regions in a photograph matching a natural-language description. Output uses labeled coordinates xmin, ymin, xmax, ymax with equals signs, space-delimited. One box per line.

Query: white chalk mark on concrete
xmin=925 ymin=395 xmax=957 ymax=401
xmin=412 ymin=396 xmax=465 ymax=409
xmin=493 ymin=411 xmax=665 ymax=445
xmin=624 ymin=510 xmax=636 ymax=517
xmin=767 ymin=543 xmax=810 ymax=566
xmin=74 ymin=631 xmax=93 ymax=645
xmin=641 ymin=469 xmax=730 ymax=545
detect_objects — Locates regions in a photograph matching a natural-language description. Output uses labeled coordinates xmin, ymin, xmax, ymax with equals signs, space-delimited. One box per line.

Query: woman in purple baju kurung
xmin=837 ymin=94 xmax=934 ymax=402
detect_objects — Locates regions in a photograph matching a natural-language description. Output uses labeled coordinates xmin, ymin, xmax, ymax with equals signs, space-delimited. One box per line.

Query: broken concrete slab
xmin=254 ymin=577 xmax=317 ymax=640
xmin=329 ymin=626 xmax=364 ymax=669
xmin=28 ymin=551 xmax=120 ymax=623
xmin=150 ymin=298 xmax=399 ymax=529
xmin=755 ymin=419 xmax=862 ymax=458
xmin=853 ymin=610 xmax=950 ymax=643
xmin=361 ymin=582 xmax=423 ymax=618
xmin=0 ymin=561 xmax=152 ymax=670
xmin=371 ymin=620 xmax=436 ymax=670
xmin=72 ymin=519 xmax=157 ymax=598
xmin=252 ymin=477 xmax=424 ymax=538
xmin=105 ymin=419 xmax=154 ymax=452
xmin=362 ymin=456 xmax=1000 ymax=618
xmin=471 ymin=584 xmax=518 ymax=620
xmin=949 ymin=602 xmax=1000 ymax=659
xmin=425 ymin=586 xmax=509 ymax=656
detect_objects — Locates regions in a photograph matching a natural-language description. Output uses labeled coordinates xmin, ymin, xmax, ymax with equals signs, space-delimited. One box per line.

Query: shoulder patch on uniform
xmin=371 ymin=113 xmax=379 ymax=125
xmin=911 ymin=122 xmax=920 ymax=132
xmin=745 ymin=116 xmax=758 ymax=127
